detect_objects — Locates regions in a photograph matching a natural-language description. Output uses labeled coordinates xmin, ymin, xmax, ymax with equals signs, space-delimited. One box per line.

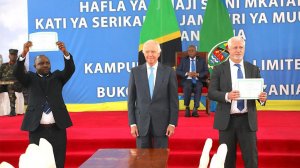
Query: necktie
xmin=191 ymin=59 xmax=196 ymax=84
xmin=234 ymin=64 xmax=245 ymax=111
xmin=41 ymin=75 xmax=51 ymax=114
xmin=43 ymin=101 xmax=51 ymax=114
xmin=148 ymin=67 xmax=154 ymax=98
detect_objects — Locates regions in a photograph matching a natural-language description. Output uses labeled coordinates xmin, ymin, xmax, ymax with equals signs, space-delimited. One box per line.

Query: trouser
xmin=136 ymin=121 xmax=168 ymax=148
xmin=0 ymin=84 xmax=18 ymax=114
xmin=7 ymin=85 xmax=16 ymax=113
xmin=183 ymin=79 xmax=203 ymax=108
xmin=219 ymin=114 xmax=258 ymax=168
xmin=29 ymin=124 xmax=67 ymax=168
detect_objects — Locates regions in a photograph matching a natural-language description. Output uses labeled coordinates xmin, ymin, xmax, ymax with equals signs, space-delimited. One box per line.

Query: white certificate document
xmin=29 ymin=32 xmax=59 ymax=52
xmin=237 ymin=78 xmax=264 ymax=99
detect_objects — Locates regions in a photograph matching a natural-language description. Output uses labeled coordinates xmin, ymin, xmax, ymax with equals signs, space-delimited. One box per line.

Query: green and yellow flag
xmin=138 ymin=0 xmax=182 ymax=67
xmin=199 ymin=0 xmax=234 ymax=52
xmin=199 ymin=0 xmax=234 ymax=72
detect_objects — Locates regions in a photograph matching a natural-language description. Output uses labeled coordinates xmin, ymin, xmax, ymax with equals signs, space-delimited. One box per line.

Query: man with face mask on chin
xmin=13 ymin=41 xmax=75 ymax=168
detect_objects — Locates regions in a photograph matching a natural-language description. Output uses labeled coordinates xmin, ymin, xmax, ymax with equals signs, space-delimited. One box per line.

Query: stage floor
xmin=1 ymin=111 xmax=300 ymax=167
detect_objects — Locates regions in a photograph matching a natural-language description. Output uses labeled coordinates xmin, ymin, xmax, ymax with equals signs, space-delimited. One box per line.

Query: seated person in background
xmin=176 ymin=45 xmax=208 ymax=117
xmin=0 ymin=49 xmax=24 ymax=116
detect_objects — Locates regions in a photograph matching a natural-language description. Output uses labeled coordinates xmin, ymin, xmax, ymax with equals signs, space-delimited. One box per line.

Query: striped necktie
xmin=234 ymin=64 xmax=245 ymax=111
xmin=43 ymin=101 xmax=51 ymax=114
xmin=41 ymin=75 xmax=51 ymax=114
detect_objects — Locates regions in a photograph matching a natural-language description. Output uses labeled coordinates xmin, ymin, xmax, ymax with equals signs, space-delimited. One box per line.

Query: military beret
xmin=9 ymin=49 xmax=18 ymax=55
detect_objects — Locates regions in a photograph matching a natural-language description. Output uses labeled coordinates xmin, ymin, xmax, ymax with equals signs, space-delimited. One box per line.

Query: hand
xmin=130 ymin=125 xmax=139 ymax=137
xmin=22 ymin=41 xmax=32 ymax=57
xmin=187 ymin=72 xmax=194 ymax=77
xmin=166 ymin=125 xmax=175 ymax=137
xmin=228 ymin=90 xmax=240 ymax=101
xmin=192 ymin=73 xmax=199 ymax=77
xmin=56 ymin=41 xmax=69 ymax=56
xmin=187 ymin=72 xmax=197 ymax=77
xmin=258 ymin=92 xmax=267 ymax=102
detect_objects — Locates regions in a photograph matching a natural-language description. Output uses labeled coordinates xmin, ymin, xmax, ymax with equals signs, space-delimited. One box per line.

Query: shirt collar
xmin=229 ymin=59 xmax=244 ymax=68
xmin=189 ymin=57 xmax=196 ymax=61
xmin=146 ymin=62 xmax=158 ymax=69
xmin=37 ymin=73 xmax=50 ymax=78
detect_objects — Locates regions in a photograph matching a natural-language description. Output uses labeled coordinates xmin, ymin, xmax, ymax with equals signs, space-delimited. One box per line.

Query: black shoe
xmin=192 ymin=108 xmax=199 ymax=117
xmin=185 ymin=107 xmax=190 ymax=117
xmin=9 ymin=111 xmax=16 ymax=117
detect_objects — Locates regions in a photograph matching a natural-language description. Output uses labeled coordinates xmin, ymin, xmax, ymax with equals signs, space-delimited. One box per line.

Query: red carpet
xmin=1 ymin=111 xmax=300 ymax=168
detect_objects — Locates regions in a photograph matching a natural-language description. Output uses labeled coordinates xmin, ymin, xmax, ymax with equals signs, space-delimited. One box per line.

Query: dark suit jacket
xmin=128 ymin=63 xmax=179 ymax=136
xmin=176 ymin=56 xmax=208 ymax=85
xmin=13 ymin=55 xmax=75 ymax=131
xmin=208 ymin=60 xmax=262 ymax=131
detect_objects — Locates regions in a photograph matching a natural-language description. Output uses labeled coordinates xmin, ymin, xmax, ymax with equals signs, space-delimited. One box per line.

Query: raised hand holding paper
xmin=29 ymin=32 xmax=59 ymax=52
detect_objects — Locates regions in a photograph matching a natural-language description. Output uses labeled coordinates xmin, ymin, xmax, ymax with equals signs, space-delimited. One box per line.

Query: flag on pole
xmin=138 ymin=0 xmax=182 ymax=67
xmin=199 ymin=0 xmax=234 ymax=72
xmin=199 ymin=0 xmax=234 ymax=52
xmin=199 ymin=0 xmax=234 ymax=112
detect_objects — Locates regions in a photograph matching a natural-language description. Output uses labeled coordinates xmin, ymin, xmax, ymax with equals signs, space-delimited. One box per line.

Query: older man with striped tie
xmin=13 ymin=41 xmax=75 ymax=168
xmin=208 ymin=36 xmax=267 ymax=168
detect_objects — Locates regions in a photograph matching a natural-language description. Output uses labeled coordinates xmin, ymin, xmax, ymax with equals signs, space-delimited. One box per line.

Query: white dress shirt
xmin=225 ymin=59 xmax=248 ymax=114
xmin=19 ymin=54 xmax=70 ymax=124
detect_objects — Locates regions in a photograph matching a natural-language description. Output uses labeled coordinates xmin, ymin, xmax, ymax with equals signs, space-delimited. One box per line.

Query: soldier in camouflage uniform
xmin=0 ymin=49 xmax=23 ymax=116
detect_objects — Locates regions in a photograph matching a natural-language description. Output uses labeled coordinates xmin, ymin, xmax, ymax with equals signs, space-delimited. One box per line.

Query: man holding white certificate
xmin=13 ymin=41 xmax=75 ymax=168
xmin=208 ymin=36 xmax=267 ymax=168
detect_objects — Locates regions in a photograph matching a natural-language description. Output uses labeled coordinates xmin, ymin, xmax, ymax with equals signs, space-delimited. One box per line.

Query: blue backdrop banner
xmin=27 ymin=0 xmax=300 ymax=111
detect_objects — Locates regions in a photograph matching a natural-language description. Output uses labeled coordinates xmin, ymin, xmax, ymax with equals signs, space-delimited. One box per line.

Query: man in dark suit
xmin=176 ymin=45 xmax=208 ymax=117
xmin=13 ymin=41 xmax=75 ymax=168
xmin=128 ymin=39 xmax=179 ymax=148
xmin=208 ymin=36 xmax=267 ymax=168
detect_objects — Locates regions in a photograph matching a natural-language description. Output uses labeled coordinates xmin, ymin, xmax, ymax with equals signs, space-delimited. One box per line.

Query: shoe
xmin=185 ymin=107 xmax=190 ymax=117
xmin=9 ymin=111 xmax=16 ymax=117
xmin=192 ymin=108 xmax=199 ymax=117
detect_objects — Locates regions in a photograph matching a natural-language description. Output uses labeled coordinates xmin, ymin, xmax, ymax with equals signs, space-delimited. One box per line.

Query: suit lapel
xmin=187 ymin=58 xmax=191 ymax=71
xmin=37 ymin=73 xmax=51 ymax=95
xmin=244 ymin=62 xmax=251 ymax=78
xmin=223 ymin=60 xmax=233 ymax=90
xmin=152 ymin=63 xmax=164 ymax=100
xmin=196 ymin=57 xmax=202 ymax=71
xmin=140 ymin=64 xmax=151 ymax=99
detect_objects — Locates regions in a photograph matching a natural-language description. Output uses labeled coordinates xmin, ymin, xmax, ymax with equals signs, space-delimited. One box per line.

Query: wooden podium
xmin=79 ymin=148 xmax=169 ymax=168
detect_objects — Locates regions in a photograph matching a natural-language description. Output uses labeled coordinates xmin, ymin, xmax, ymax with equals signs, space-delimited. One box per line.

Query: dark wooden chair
xmin=175 ymin=51 xmax=210 ymax=115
